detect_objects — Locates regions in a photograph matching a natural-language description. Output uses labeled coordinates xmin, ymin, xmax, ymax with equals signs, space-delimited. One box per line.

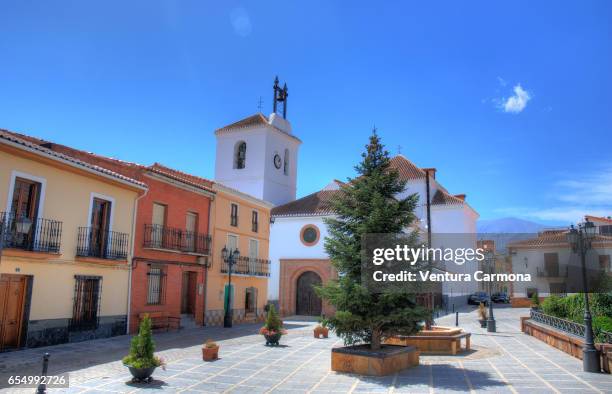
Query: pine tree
xmin=317 ymin=130 xmax=429 ymax=350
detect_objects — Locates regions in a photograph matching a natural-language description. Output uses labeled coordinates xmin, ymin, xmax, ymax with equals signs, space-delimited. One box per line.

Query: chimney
xmin=454 ymin=194 xmax=466 ymax=201
xmin=422 ymin=168 xmax=436 ymax=179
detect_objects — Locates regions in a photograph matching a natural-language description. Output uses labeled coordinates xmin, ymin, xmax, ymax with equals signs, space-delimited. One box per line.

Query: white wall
xmin=268 ymin=215 xmax=329 ymax=300
xmin=214 ymin=127 xmax=268 ymax=199
xmin=511 ymin=247 xmax=612 ymax=297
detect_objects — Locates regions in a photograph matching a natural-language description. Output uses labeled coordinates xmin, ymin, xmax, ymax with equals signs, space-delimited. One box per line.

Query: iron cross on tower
xmin=273 ymin=76 xmax=289 ymax=118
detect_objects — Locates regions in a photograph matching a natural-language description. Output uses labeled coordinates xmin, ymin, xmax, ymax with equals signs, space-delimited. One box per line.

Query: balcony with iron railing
xmin=143 ymin=224 xmax=212 ymax=255
xmin=220 ymin=256 xmax=271 ymax=277
xmin=0 ymin=212 xmax=62 ymax=254
xmin=536 ymin=265 xmax=569 ymax=278
xmin=76 ymin=227 xmax=129 ymax=260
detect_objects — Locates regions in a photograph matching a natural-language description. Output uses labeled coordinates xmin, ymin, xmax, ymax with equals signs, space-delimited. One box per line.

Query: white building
xmin=269 ymin=156 xmax=480 ymax=316
xmin=508 ymin=215 xmax=612 ymax=304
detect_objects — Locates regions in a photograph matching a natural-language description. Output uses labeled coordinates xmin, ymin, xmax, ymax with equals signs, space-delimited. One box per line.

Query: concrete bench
xmin=386 ymin=331 xmax=471 ymax=355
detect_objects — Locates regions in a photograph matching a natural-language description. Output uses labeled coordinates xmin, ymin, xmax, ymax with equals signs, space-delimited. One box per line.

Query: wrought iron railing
xmin=143 ymin=224 xmax=211 ymax=255
xmin=530 ymin=309 xmax=612 ymax=344
xmin=0 ymin=212 xmax=62 ymax=253
xmin=536 ymin=265 xmax=568 ymax=278
xmin=221 ymin=256 xmax=271 ymax=277
xmin=76 ymin=227 xmax=129 ymax=260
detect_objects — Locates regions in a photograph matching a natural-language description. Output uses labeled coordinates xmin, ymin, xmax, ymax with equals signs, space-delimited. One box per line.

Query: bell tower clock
xmin=214 ymin=76 xmax=301 ymax=206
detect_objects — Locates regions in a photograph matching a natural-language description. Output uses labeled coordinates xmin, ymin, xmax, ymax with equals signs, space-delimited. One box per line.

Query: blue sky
xmin=1 ymin=1 xmax=610 ymax=225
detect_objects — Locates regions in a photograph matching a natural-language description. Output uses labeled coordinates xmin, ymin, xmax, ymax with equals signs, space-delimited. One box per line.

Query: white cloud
xmin=495 ymin=167 xmax=612 ymax=224
xmin=556 ymin=167 xmax=612 ymax=205
xmin=230 ymin=7 xmax=252 ymax=37
xmin=495 ymin=207 xmax=609 ymax=224
xmin=500 ymin=84 xmax=531 ymax=113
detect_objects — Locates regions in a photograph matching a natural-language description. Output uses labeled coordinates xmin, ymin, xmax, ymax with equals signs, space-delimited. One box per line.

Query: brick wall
xmin=279 ymin=259 xmax=337 ymax=317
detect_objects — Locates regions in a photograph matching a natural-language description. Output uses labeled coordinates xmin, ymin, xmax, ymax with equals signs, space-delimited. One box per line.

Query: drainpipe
xmin=126 ymin=187 xmax=148 ymax=335
xmin=203 ymin=194 xmax=215 ymax=326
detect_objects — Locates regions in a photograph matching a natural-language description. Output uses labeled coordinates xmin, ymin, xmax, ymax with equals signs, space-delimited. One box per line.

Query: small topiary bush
xmin=123 ymin=315 xmax=164 ymax=369
xmin=259 ymin=304 xmax=286 ymax=336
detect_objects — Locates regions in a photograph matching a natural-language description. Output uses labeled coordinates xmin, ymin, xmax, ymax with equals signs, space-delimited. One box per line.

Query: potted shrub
xmin=478 ymin=302 xmax=488 ymax=328
xmin=123 ymin=315 xmax=165 ymax=383
xmin=314 ymin=319 xmax=329 ymax=338
xmin=259 ymin=304 xmax=286 ymax=346
xmin=202 ymin=339 xmax=219 ymax=361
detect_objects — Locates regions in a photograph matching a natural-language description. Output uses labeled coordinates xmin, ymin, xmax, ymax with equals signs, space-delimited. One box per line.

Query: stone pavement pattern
xmin=0 ymin=307 xmax=610 ymax=393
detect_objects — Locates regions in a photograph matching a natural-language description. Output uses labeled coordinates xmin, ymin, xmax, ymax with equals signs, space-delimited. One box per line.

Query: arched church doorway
xmin=296 ymin=271 xmax=322 ymax=316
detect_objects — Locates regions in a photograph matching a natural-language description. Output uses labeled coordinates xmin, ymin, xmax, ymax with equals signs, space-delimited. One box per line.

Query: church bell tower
xmin=214 ymin=76 xmax=301 ymax=206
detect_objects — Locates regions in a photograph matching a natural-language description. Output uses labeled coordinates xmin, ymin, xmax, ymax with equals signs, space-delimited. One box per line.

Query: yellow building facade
xmin=0 ymin=131 xmax=146 ymax=350
xmin=205 ymin=183 xmax=273 ymax=325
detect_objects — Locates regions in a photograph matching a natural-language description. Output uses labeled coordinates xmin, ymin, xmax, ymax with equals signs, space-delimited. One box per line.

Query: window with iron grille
xmin=70 ymin=275 xmax=102 ymax=331
xmin=230 ymin=203 xmax=238 ymax=227
xmin=147 ymin=265 xmax=166 ymax=305
xmin=251 ymin=211 xmax=258 ymax=232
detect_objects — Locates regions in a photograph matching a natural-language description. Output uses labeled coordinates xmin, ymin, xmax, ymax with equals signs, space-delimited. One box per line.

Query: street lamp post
xmin=485 ymin=250 xmax=496 ymax=333
xmin=222 ymin=246 xmax=240 ymax=328
xmin=567 ymin=219 xmax=600 ymax=373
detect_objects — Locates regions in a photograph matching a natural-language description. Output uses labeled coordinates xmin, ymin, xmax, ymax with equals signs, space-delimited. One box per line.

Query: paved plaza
xmin=0 ymin=307 xmax=610 ymax=393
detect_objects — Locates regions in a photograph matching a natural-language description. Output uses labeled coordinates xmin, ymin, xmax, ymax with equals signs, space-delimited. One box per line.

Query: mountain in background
xmin=477 ymin=217 xmax=550 ymax=234
xmin=477 ymin=217 xmax=556 ymax=252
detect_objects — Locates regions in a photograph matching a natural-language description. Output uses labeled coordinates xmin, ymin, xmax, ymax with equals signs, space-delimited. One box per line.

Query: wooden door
xmin=296 ymin=271 xmax=322 ymax=316
xmin=544 ymin=253 xmax=559 ymax=276
xmin=151 ymin=203 xmax=166 ymax=248
xmin=181 ymin=272 xmax=197 ymax=315
xmin=10 ymin=178 xmax=40 ymax=248
xmin=0 ymin=275 xmax=27 ymax=351
xmin=90 ymin=198 xmax=111 ymax=256
xmin=185 ymin=212 xmax=198 ymax=252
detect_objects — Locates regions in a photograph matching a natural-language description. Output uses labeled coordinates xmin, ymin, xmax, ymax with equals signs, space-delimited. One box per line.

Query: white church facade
xmin=214 ymin=77 xmax=480 ymax=317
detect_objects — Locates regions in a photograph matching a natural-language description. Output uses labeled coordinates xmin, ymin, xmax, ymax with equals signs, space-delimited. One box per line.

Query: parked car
xmin=468 ymin=292 xmax=490 ymax=305
xmin=491 ymin=292 xmax=510 ymax=303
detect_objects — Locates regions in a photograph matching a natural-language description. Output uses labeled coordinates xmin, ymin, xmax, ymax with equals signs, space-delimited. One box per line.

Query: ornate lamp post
xmin=222 ymin=246 xmax=240 ymax=328
xmin=567 ymin=219 xmax=599 ymax=373
xmin=485 ymin=249 xmax=496 ymax=333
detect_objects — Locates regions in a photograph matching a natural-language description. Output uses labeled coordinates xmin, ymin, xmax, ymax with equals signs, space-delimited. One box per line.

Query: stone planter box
xmin=600 ymin=344 xmax=612 ymax=374
xmin=331 ymin=345 xmax=419 ymax=376
xmin=522 ymin=318 xmax=610 ymax=373
xmin=385 ymin=326 xmax=470 ymax=355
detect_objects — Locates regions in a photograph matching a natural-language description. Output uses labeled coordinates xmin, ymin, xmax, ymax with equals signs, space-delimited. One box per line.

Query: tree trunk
xmin=370 ymin=330 xmax=381 ymax=350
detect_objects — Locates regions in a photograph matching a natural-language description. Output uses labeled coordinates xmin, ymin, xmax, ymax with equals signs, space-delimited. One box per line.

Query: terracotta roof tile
xmin=147 ymin=163 xmax=214 ymax=192
xmin=431 ymin=189 xmax=465 ymax=206
xmin=585 ymin=215 xmax=612 ymax=224
xmin=271 ymin=189 xmax=339 ymax=217
xmin=0 ymin=129 xmax=147 ymax=189
xmin=389 ymin=155 xmax=426 ymax=181
xmin=215 ymin=113 xmax=269 ymax=132
xmin=508 ymin=229 xmax=612 ymax=248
